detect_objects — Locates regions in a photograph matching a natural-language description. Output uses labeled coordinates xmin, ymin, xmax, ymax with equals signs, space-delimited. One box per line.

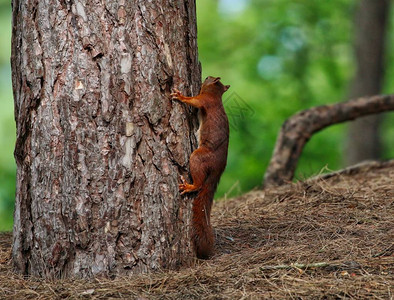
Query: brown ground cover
xmin=1 ymin=161 xmax=393 ymax=299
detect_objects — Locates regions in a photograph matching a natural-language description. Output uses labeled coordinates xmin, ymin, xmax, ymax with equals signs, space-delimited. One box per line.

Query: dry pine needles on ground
xmin=1 ymin=161 xmax=393 ymax=299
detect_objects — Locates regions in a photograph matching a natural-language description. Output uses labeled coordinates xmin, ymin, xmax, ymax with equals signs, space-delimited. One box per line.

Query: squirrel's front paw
xmin=170 ymin=88 xmax=183 ymax=100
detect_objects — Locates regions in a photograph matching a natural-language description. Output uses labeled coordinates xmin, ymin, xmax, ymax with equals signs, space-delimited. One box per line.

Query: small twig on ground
xmin=372 ymin=243 xmax=394 ymax=258
xmin=260 ymin=261 xmax=333 ymax=271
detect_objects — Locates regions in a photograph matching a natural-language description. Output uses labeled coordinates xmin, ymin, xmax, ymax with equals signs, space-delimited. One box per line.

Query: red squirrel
xmin=171 ymin=76 xmax=230 ymax=259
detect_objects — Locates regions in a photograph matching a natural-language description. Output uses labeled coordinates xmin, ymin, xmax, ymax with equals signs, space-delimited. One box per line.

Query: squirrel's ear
xmin=213 ymin=77 xmax=221 ymax=83
xmin=224 ymin=85 xmax=230 ymax=91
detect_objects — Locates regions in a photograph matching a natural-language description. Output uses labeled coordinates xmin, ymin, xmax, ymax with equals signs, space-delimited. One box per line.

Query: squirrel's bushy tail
xmin=192 ymin=182 xmax=216 ymax=259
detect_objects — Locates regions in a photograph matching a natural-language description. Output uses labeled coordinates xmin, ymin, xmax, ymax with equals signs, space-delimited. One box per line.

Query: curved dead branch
xmin=263 ymin=94 xmax=394 ymax=188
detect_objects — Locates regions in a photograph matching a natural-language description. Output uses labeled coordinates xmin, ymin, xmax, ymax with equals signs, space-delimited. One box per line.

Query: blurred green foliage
xmin=197 ymin=0 xmax=394 ymax=198
xmin=0 ymin=1 xmax=393 ymax=231
xmin=0 ymin=1 xmax=14 ymax=231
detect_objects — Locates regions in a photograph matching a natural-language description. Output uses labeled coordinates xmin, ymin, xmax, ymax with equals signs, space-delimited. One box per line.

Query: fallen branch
xmin=263 ymin=94 xmax=394 ymax=188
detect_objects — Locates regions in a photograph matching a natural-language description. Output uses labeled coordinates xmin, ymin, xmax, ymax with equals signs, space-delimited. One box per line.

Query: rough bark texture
xmin=12 ymin=0 xmax=201 ymax=278
xmin=345 ymin=0 xmax=390 ymax=165
xmin=263 ymin=95 xmax=394 ymax=188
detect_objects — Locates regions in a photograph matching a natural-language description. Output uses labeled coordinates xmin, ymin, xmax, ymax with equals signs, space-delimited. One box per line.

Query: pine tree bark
xmin=345 ymin=0 xmax=390 ymax=165
xmin=12 ymin=0 xmax=200 ymax=278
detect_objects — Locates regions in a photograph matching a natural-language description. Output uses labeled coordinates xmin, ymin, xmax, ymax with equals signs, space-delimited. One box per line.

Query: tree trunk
xmin=12 ymin=0 xmax=200 ymax=278
xmin=345 ymin=0 xmax=390 ymax=165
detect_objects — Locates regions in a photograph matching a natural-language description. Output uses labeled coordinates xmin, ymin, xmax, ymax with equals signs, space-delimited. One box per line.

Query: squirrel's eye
xmin=205 ymin=77 xmax=208 ymax=80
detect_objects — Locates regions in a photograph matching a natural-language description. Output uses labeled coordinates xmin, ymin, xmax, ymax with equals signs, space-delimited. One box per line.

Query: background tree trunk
xmin=345 ymin=0 xmax=391 ymax=165
xmin=12 ymin=0 xmax=200 ymax=278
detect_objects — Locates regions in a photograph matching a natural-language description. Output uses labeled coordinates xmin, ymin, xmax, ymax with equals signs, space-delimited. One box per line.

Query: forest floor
xmin=0 ymin=161 xmax=393 ymax=299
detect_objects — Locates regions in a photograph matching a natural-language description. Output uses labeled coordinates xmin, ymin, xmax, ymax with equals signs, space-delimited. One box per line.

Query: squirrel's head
xmin=201 ymin=76 xmax=230 ymax=96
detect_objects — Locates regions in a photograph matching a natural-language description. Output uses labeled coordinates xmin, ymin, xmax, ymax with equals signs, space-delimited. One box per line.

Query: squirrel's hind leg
xmin=179 ymin=148 xmax=209 ymax=195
